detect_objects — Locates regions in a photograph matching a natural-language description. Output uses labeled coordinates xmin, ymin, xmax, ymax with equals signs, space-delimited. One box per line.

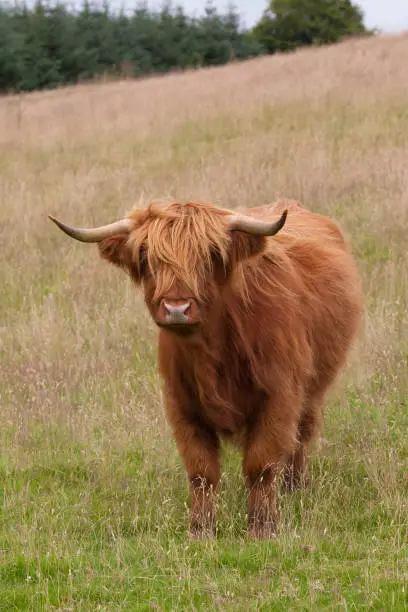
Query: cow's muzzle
xmin=164 ymin=301 xmax=190 ymax=324
xmin=156 ymin=297 xmax=200 ymax=330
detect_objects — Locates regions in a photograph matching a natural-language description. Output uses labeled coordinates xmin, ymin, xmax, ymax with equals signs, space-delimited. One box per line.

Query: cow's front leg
xmin=243 ymin=453 xmax=280 ymax=540
xmin=243 ymin=400 xmax=299 ymax=539
xmin=171 ymin=418 xmax=220 ymax=539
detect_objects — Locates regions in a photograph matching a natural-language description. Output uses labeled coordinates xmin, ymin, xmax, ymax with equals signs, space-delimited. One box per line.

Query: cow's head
xmin=49 ymin=201 xmax=287 ymax=335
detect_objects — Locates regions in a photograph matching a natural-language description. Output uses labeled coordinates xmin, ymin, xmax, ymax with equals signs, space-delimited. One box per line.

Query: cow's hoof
xmin=189 ymin=526 xmax=215 ymax=541
xmin=247 ymin=523 xmax=276 ymax=541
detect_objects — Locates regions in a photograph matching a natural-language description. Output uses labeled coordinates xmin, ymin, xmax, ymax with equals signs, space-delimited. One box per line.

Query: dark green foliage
xmin=0 ymin=0 xmax=371 ymax=94
xmin=0 ymin=0 xmax=263 ymax=93
xmin=254 ymin=0 xmax=369 ymax=54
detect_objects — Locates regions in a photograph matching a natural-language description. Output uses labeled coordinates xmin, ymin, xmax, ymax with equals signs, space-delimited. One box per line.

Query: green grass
xmin=0 ymin=369 xmax=407 ymax=608
xmin=1 ymin=34 xmax=408 ymax=609
xmin=0 ymin=420 xmax=407 ymax=609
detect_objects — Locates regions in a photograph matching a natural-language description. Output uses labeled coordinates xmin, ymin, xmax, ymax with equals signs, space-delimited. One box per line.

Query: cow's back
xmin=241 ymin=199 xmax=363 ymax=393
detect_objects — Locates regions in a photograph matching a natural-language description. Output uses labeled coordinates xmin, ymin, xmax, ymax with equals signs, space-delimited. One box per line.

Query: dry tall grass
xmin=1 ymin=33 xmax=408 ymax=608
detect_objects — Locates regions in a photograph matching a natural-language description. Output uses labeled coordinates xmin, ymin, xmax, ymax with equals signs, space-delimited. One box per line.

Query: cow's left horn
xmin=227 ymin=210 xmax=288 ymax=236
xmin=48 ymin=215 xmax=134 ymax=243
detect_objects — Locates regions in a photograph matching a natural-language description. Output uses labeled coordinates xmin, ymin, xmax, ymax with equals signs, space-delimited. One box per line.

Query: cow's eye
xmin=210 ymin=247 xmax=223 ymax=265
xmin=210 ymin=247 xmax=229 ymax=281
xmin=134 ymin=244 xmax=149 ymax=278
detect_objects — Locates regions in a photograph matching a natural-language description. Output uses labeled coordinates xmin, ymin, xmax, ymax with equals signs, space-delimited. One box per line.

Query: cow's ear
xmin=228 ymin=231 xmax=267 ymax=266
xmin=98 ymin=235 xmax=145 ymax=284
xmin=99 ymin=234 xmax=132 ymax=268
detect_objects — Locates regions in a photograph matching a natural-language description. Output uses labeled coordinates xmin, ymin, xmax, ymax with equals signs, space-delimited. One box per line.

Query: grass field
xmin=1 ymin=32 xmax=408 ymax=609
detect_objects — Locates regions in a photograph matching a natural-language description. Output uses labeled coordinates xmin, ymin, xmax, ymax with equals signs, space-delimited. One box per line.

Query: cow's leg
xmin=171 ymin=419 xmax=220 ymax=539
xmin=284 ymin=391 xmax=324 ymax=492
xmin=243 ymin=402 xmax=299 ymax=539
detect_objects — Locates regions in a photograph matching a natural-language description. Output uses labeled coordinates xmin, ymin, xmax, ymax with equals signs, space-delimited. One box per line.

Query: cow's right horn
xmin=48 ymin=215 xmax=134 ymax=243
xmin=227 ymin=210 xmax=288 ymax=236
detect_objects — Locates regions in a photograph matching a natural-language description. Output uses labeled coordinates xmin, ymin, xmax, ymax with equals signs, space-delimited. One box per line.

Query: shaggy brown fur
xmin=99 ymin=198 xmax=363 ymax=539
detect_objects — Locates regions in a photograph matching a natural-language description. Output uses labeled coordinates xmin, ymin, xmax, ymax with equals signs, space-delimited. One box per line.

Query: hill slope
xmin=1 ymin=33 xmax=407 ymax=609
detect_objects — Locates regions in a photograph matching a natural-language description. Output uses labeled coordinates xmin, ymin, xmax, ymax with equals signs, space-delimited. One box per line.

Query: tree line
xmin=0 ymin=0 xmax=369 ymax=94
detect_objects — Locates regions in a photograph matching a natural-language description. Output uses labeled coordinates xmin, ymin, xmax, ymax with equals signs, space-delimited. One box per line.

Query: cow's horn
xmin=227 ymin=209 xmax=288 ymax=236
xmin=48 ymin=215 xmax=134 ymax=243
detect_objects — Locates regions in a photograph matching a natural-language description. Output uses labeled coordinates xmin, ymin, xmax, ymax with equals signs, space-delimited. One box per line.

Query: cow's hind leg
xmin=284 ymin=391 xmax=324 ymax=492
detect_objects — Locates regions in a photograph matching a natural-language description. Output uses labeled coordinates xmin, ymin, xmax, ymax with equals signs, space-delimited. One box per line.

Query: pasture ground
xmin=1 ymin=33 xmax=408 ymax=609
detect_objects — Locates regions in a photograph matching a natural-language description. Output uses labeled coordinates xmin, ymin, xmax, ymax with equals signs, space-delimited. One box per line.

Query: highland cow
xmin=49 ymin=198 xmax=363 ymax=539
